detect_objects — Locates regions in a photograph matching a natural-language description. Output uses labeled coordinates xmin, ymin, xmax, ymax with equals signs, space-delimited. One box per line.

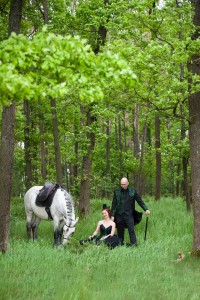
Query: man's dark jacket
xmin=111 ymin=187 xmax=148 ymax=219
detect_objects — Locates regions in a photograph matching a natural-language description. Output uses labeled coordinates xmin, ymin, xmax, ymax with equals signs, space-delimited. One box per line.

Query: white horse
xmin=24 ymin=185 xmax=79 ymax=246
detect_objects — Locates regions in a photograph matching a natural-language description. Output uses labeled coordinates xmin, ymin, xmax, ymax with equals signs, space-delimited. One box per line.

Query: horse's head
xmin=62 ymin=217 xmax=79 ymax=244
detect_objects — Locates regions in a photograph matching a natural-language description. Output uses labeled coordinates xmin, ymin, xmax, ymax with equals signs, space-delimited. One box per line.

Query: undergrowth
xmin=0 ymin=196 xmax=199 ymax=300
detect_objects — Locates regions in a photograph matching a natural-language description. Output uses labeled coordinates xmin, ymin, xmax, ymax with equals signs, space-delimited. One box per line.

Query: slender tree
xmin=24 ymin=100 xmax=33 ymax=190
xmin=79 ymin=0 xmax=109 ymax=214
xmin=79 ymin=108 xmax=96 ymax=214
xmin=132 ymin=103 xmax=140 ymax=191
xmin=118 ymin=113 xmax=123 ymax=176
xmin=51 ymin=98 xmax=63 ymax=184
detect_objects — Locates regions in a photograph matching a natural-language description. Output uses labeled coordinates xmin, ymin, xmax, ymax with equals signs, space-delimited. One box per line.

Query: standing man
xmin=111 ymin=177 xmax=150 ymax=246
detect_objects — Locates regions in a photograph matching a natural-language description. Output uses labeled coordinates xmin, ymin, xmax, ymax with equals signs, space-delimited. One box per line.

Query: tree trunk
xmin=79 ymin=3 xmax=108 ymax=214
xmin=115 ymin=115 xmax=118 ymax=150
xmin=39 ymin=120 xmax=47 ymax=181
xmin=179 ymin=56 xmax=191 ymax=209
xmin=138 ymin=123 xmax=147 ymax=195
xmin=106 ymin=119 xmax=110 ymax=177
xmin=93 ymin=0 xmax=109 ymax=54
xmin=24 ymin=100 xmax=33 ymax=190
xmin=0 ymin=0 xmax=23 ymax=253
xmin=103 ymin=118 xmax=111 ymax=197
xmin=155 ymin=115 xmax=161 ymax=201
xmin=132 ymin=104 xmax=148 ymax=195
xmin=79 ymin=109 xmax=96 ymax=214
xmin=132 ymin=104 xmax=140 ymax=190
xmin=123 ymin=112 xmax=127 ymax=151
xmin=188 ymin=0 xmax=200 ymax=254
xmin=189 ymin=95 xmax=200 ymax=251
xmin=51 ymin=98 xmax=63 ymax=184
xmin=166 ymin=119 xmax=175 ymax=197
xmin=176 ymin=163 xmax=180 ymax=197
xmin=118 ymin=113 xmax=123 ymax=177
xmin=72 ymin=116 xmax=79 ymax=196
xmin=8 ymin=0 xmax=23 ymax=35
xmin=180 ymin=105 xmax=191 ymax=211
xmin=0 ymin=105 xmax=16 ymax=253
xmin=63 ymin=161 xmax=69 ymax=191
xmin=41 ymin=0 xmax=48 ymax=24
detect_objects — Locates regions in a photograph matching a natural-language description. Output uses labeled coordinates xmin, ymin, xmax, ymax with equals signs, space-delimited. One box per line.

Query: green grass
xmin=0 ymin=197 xmax=199 ymax=300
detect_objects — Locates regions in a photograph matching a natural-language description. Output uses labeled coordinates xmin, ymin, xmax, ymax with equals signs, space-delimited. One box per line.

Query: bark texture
xmin=51 ymin=98 xmax=63 ymax=185
xmin=155 ymin=115 xmax=161 ymax=201
xmin=0 ymin=0 xmax=24 ymax=253
xmin=188 ymin=0 xmax=200 ymax=253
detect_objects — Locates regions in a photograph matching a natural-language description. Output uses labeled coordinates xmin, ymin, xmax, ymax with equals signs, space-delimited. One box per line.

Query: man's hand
xmin=145 ymin=210 xmax=150 ymax=215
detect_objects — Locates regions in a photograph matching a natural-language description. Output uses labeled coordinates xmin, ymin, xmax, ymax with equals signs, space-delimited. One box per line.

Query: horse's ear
xmin=63 ymin=224 xmax=68 ymax=231
xmin=71 ymin=217 xmax=79 ymax=227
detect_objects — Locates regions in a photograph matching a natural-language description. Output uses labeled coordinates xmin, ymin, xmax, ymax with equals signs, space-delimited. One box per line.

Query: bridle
xmin=64 ymin=224 xmax=75 ymax=230
xmin=62 ymin=223 xmax=75 ymax=239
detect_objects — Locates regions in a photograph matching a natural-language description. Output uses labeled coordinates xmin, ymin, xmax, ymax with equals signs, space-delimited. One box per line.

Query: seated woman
xmin=80 ymin=205 xmax=121 ymax=249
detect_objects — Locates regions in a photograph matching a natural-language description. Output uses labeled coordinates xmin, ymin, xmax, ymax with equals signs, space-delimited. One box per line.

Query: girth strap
xmin=45 ymin=207 xmax=53 ymax=220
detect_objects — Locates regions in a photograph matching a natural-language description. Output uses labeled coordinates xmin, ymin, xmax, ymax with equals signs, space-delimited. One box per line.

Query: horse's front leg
xmin=59 ymin=220 xmax=66 ymax=244
xmin=53 ymin=217 xmax=61 ymax=246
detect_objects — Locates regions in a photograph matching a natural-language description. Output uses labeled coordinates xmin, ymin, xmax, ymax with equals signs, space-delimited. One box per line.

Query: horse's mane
xmin=62 ymin=189 xmax=75 ymax=225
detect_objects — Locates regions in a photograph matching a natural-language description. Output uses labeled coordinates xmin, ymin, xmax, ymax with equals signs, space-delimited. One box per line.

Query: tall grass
xmin=0 ymin=197 xmax=199 ymax=300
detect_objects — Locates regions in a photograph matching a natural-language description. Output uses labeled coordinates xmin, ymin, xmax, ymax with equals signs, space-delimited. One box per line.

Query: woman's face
xmin=102 ymin=210 xmax=109 ymax=219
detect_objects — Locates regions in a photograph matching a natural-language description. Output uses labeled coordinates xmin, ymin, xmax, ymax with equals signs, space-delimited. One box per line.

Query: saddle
xmin=35 ymin=182 xmax=60 ymax=219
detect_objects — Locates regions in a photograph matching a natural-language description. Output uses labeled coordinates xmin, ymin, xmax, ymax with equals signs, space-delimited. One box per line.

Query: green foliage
xmin=0 ymin=28 xmax=137 ymax=104
xmin=0 ymin=0 xmax=198 ymax=198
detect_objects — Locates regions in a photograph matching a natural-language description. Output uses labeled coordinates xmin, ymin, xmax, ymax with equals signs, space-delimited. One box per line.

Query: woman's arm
xmin=88 ymin=221 xmax=101 ymax=239
xmin=110 ymin=222 xmax=116 ymax=236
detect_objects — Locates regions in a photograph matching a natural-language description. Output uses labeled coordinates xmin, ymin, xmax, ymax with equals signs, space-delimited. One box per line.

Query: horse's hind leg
xmin=26 ymin=223 xmax=32 ymax=240
xmin=32 ymin=217 xmax=41 ymax=241
xmin=26 ymin=211 xmax=33 ymax=240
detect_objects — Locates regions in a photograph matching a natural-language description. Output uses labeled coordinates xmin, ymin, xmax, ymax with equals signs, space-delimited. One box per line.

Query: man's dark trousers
xmin=115 ymin=212 xmax=136 ymax=245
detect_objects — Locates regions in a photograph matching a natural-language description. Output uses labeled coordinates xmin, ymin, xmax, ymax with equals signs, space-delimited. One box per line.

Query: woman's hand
xmin=88 ymin=234 xmax=96 ymax=240
xmin=100 ymin=234 xmax=111 ymax=241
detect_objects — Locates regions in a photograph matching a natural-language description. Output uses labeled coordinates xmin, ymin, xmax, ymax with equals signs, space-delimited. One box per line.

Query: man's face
xmin=121 ymin=180 xmax=129 ymax=190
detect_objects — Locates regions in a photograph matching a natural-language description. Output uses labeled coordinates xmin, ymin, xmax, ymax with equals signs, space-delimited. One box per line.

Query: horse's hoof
xmin=54 ymin=242 xmax=62 ymax=247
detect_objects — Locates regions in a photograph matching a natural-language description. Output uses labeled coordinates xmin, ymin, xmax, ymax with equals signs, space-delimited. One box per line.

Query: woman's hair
xmin=102 ymin=207 xmax=112 ymax=219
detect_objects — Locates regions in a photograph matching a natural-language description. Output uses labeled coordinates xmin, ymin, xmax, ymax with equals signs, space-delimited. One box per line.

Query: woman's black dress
xmin=96 ymin=224 xmax=121 ymax=249
xmin=80 ymin=224 xmax=121 ymax=249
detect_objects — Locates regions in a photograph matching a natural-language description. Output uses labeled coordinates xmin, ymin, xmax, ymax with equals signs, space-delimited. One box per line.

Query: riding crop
xmin=144 ymin=216 xmax=149 ymax=241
